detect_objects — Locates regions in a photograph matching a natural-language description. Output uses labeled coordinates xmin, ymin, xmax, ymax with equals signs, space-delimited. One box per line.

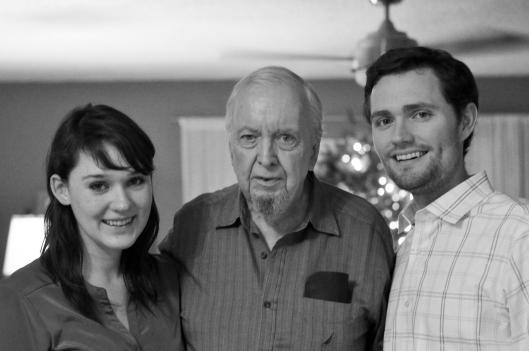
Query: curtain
xmin=466 ymin=114 xmax=529 ymax=199
xmin=177 ymin=114 xmax=529 ymax=204
xmin=177 ymin=117 xmax=235 ymax=203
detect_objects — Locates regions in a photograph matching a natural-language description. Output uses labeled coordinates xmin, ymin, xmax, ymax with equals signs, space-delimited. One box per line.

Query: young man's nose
xmin=391 ymin=119 xmax=414 ymax=145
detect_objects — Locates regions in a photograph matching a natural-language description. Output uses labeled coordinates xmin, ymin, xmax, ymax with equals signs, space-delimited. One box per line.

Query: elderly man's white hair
xmin=225 ymin=66 xmax=323 ymax=144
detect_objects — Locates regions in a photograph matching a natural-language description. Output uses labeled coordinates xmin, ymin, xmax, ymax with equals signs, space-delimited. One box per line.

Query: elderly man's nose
xmin=257 ymin=139 xmax=277 ymax=166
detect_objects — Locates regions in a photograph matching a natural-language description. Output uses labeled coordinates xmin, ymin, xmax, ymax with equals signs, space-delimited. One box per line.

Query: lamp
xmin=2 ymin=214 xmax=46 ymax=276
xmin=352 ymin=0 xmax=418 ymax=86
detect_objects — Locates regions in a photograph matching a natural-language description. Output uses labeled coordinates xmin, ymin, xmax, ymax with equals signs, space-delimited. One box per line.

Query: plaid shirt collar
xmin=399 ymin=171 xmax=494 ymax=231
xmin=215 ymin=172 xmax=341 ymax=236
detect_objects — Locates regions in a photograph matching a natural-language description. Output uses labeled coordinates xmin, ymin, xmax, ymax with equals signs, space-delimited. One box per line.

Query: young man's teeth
xmin=104 ymin=218 xmax=133 ymax=227
xmin=395 ymin=152 xmax=424 ymax=161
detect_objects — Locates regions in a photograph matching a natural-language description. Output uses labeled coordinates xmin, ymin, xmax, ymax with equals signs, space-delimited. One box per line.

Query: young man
xmin=365 ymin=46 xmax=529 ymax=349
xmin=161 ymin=66 xmax=394 ymax=350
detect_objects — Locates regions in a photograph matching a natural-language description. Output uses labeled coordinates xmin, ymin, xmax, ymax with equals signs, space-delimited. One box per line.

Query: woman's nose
xmin=111 ymin=186 xmax=132 ymax=211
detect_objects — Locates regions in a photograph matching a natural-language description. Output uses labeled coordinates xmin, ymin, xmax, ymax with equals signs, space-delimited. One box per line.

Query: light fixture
xmin=352 ymin=0 xmax=417 ymax=86
xmin=2 ymin=214 xmax=46 ymax=276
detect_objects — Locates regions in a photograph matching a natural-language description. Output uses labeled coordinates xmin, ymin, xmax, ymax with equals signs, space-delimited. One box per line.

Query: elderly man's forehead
xmin=238 ymin=80 xmax=304 ymax=103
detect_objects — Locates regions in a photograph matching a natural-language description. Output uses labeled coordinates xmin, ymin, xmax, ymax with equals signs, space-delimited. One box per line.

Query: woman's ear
xmin=459 ymin=102 xmax=478 ymax=141
xmin=49 ymin=174 xmax=71 ymax=205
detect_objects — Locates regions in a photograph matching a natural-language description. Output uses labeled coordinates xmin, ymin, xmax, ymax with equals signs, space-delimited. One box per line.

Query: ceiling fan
xmin=226 ymin=0 xmax=529 ymax=85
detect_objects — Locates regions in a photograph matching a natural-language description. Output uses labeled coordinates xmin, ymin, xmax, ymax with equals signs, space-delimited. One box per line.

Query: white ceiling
xmin=1 ymin=0 xmax=528 ymax=82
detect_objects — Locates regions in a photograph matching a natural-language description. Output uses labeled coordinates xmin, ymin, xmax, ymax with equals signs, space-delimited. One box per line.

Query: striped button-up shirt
xmin=384 ymin=171 xmax=529 ymax=350
xmin=160 ymin=173 xmax=394 ymax=351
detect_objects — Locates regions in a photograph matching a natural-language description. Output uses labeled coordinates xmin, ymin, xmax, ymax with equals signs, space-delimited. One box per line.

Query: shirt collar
xmin=398 ymin=201 xmax=419 ymax=233
xmin=399 ymin=171 xmax=493 ymax=228
xmin=214 ymin=172 xmax=340 ymax=236
xmin=426 ymin=171 xmax=493 ymax=223
xmin=306 ymin=172 xmax=341 ymax=236
xmin=215 ymin=184 xmax=243 ymax=228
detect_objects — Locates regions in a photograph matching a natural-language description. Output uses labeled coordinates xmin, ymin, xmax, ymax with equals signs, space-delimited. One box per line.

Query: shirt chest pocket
xmin=290 ymin=297 xmax=369 ymax=350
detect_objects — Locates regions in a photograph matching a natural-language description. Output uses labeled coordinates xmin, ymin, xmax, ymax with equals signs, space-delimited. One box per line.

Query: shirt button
xmin=263 ymin=301 xmax=271 ymax=309
xmin=260 ymin=252 xmax=268 ymax=259
xmin=252 ymin=232 xmax=259 ymax=239
xmin=404 ymin=300 xmax=410 ymax=307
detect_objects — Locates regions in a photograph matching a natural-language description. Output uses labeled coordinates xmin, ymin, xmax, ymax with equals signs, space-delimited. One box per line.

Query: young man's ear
xmin=459 ymin=102 xmax=478 ymax=141
xmin=49 ymin=174 xmax=71 ymax=205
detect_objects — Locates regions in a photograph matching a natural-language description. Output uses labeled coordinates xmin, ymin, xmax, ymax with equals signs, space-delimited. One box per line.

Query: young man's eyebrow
xmin=370 ymin=110 xmax=392 ymax=120
xmin=402 ymin=103 xmax=438 ymax=113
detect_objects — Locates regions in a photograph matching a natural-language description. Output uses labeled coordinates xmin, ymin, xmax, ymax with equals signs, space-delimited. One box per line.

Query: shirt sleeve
xmin=158 ymin=207 xmax=185 ymax=261
xmin=159 ymin=224 xmax=180 ymax=261
xmin=0 ymin=284 xmax=50 ymax=351
xmin=159 ymin=203 xmax=204 ymax=262
xmin=507 ymin=231 xmax=529 ymax=349
xmin=368 ymin=217 xmax=396 ymax=351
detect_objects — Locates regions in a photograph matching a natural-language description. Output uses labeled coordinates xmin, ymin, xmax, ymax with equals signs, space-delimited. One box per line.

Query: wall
xmin=1 ymin=76 xmax=529 ymax=272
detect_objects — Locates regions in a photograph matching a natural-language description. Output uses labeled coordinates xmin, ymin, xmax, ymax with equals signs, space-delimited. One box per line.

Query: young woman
xmin=0 ymin=104 xmax=184 ymax=350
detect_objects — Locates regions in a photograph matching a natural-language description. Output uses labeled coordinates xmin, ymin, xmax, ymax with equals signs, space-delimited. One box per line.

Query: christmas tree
xmin=313 ymin=110 xmax=411 ymax=237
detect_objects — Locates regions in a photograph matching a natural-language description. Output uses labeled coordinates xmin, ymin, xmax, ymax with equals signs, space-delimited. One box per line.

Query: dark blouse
xmin=0 ymin=255 xmax=184 ymax=351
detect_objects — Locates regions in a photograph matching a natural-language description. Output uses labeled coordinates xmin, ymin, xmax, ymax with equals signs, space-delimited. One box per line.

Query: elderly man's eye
xmin=239 ymin=134 xmax=257 ymax=147
xmin=277 ymin=134 xmax=297 ymax=148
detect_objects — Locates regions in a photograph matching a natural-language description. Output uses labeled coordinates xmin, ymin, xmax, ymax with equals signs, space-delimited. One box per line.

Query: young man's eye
xmin=372 ymin=116 xmax=392 ymax=128
xmin=413 ymin=111 xmax=432 ymax=120
xmin=88 ymin=182 xmax=109 ymax=193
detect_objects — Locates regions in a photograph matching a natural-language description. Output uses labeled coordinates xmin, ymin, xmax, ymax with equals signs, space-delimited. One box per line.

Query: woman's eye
xmin=88 ymin=182 xmax=109 ymax=193
xmin=128 ymin=176 xmax=146 ymax=187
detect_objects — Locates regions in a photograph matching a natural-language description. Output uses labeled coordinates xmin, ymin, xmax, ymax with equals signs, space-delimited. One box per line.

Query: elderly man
xmin=160 ymin=66 xmax=394 ymax=350
xmin=364 ymin=46 xmax=529 ymax=350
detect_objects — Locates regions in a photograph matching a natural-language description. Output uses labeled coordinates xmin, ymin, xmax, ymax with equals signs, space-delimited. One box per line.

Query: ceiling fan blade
xmin=429 ymin=29 xmax=529 ymax=56
xmin=223 ymin=49 xmax=354 ymax=62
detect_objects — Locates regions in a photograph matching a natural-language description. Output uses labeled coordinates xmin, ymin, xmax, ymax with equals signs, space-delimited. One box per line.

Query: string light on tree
xmin=314 ymin=136 xmax=411 ymax=232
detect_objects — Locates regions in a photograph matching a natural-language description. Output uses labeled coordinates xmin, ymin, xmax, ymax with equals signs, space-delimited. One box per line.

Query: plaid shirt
xmin=384 ymin=171 xmax=529 ymax=350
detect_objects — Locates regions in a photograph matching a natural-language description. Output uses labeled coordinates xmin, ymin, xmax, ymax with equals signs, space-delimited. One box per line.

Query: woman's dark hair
xmin=363 ymin=46 xmax=479 ymax=156
xmin=41 ymin=103 xmax=159 ymax=321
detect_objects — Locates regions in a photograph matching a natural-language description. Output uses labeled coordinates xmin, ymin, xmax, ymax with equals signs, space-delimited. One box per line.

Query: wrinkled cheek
xmin=286 ymin=159 xmax=308 ymax=190
xmin=230 ymin=152 xmax=253 ymax=192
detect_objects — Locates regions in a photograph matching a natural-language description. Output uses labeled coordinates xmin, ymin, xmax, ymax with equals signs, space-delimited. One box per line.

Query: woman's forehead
xmin=81 ymin=144 xmax=130 ymax=170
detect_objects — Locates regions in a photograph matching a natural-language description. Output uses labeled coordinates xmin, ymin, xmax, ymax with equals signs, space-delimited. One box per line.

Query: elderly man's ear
xmin=309 ymin=142 xmax=321 ymax=171
xmin=459 ymin=102 xmax=478 ymax=142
